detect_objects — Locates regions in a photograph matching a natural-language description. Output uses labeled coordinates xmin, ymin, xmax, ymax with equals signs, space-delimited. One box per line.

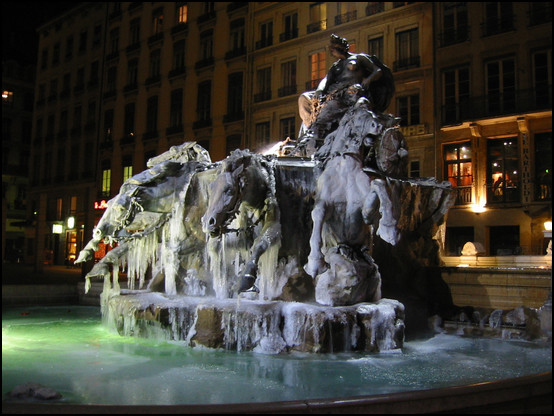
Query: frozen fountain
xmin=74 ymin=35 xmax=455 ymax=353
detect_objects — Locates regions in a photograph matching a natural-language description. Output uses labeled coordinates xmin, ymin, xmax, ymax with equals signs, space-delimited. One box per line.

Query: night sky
xmin=2 ymin=1 xmax=77 ymax=65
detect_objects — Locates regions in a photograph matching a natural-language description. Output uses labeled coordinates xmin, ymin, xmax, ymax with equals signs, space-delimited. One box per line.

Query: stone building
xmin=26 ymin=2 xmax=551 ymax=269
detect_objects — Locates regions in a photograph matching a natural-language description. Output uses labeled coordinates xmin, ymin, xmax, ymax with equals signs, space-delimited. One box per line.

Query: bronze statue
xmin=297 ymin=34 xmax=395 ymax=148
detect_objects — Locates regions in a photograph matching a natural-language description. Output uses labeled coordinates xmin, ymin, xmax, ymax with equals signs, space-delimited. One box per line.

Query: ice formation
xmin=76 ymin=41 xmax=455 ymax=352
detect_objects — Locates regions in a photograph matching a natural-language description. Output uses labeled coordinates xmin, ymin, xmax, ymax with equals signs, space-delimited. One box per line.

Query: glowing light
xmin=52 ymin=224 xmax=63 ymax=234
xmin=94 ymin=200 xmax=109 ymax=209
xmin=67 ymin=216 xmax=75 ymax=229
xmin=545 ymin=221 xmax=552 ymax=231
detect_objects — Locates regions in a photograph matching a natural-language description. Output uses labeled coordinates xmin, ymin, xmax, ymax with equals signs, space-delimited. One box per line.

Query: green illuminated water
xmin=2 ymin=306 xmax=551 ymax=405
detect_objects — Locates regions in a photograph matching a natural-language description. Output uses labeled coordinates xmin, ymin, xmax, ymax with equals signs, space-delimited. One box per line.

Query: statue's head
xmin=330 ymin=34 xmax=349 ymax=53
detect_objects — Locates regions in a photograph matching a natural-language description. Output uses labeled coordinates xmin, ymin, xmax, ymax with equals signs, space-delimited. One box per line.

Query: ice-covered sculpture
xmin=76 ymin=35 xmax=455 ymax=352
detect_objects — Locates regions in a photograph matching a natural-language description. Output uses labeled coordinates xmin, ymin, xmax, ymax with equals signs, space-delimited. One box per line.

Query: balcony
xmin=224 ymin=46 xmax=246 ymax=60
xmin=170 ymin=23 xmax=188 ymax=36
xmin=366 ymin=2 xmax=385 ymax=16
xmin=193 ymin=119 xmax=212 ymax=129
xmin=166 ymin=125 xmax=183 ymax=136
xmin=223 ymin=112 xmax=244 ymax=123
xmin=307 ymin=20 xmax=327 ymax=34
xmin=195 ymin=57 xmax=214 ymax=71
xmin=197 ymin=11 xmax=216 ymax=25
xmin=279 ymin=29 xmax=298 ymax=42
xmin=452 ymin=186 xmax=472 ymax=206
xmin=481 ymin=16 xmax=515 ymax=37
xmin=148 ymin=32 xmax=164 ymax=47
xmin=254 ymin=90 xmax=271 ymax=103
xmin=335 ymin=10 xmax=357 ymax=25
xmin=438 ymin=26 xmax=470 ymax=47
xmin=440 ymin=87 xmax=552 ymax=126
xmin=278 ymin=85 xmax=297 ymax=97
xmin=393 ymin=56 xmax=420 ymax=72
xmin=255 ymin=37 xmax=273 ymax=50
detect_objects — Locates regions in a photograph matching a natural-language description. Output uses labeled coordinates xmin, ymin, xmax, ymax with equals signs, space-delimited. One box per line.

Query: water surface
xmin=2 ymin=305 xmax=551 ymax=405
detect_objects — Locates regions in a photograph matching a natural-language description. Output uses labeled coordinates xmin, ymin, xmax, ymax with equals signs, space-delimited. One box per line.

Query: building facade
xmin=2 ymin=59 xmax=35 ymax=263
xmin=26 ymin=2 xmax=551 ymax=270
xmin=433 ymin=2 xmax=552 ymax=256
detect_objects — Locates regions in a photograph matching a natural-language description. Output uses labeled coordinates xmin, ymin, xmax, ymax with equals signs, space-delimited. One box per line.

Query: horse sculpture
xmin=303 ymin=96 xmax=408 ymax=306
xmin=202 ymin=149 xmax=281 ymax=297
xmin=75 ymin=142 xmax=211 ymax=293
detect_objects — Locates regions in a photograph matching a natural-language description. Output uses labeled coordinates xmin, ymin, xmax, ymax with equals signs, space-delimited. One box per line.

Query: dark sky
xmin=2 ymin=2 xmax=78 ymax=64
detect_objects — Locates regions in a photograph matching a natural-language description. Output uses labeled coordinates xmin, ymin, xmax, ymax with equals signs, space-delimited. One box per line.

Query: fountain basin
xmin=2 ymin=306 xmax=551 ymax=413
xmin=103 ymin=291 xmax=405 ymax=353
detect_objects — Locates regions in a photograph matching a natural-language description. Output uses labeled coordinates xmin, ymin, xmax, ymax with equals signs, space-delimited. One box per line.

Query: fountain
xmin=71 ymin=34 xmax=457 ymax=353
xmin=3 ymin=34 xmax=551 ymax=414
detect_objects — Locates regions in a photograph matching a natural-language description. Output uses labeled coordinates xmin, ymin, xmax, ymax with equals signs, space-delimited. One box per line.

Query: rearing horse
xmin=202 ymin=150 xmax=281 ymax=296
xmin=304 ymin=98 xmax=405 ymax=279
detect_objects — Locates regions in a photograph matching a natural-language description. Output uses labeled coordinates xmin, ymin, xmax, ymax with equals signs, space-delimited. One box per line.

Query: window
xmin=52 ymin=42 xmax=60 ymax=65
xmin=229 ymin=19 xmax=245 ymax=52
xmin=65 ymin=36 xmax=74 ymax=60
xmin=78 ymin=30 xmax=87 ymax=52
xmin=146 ymin=96 xmax=158 ymax=134
xmin=532 ymin=49 xmax=552 ymax=108
xmin=149 ymin=49 xmax=161 ymax=79
xmin=368 ymin=36 xmax=383 ymax=59
xmin=89 ymin=61 xmax=99 ymax=86
xmin=445 ymin=226 xmax=474 ymax=256
xmin=534 ymin=132 xmax=552 ymax=201
xmin=152 ymin=8 xmax=164 ymax=34
xmin=72 ymin=105 xmax=82 ymax=130
xmin=200 ymin=30 xmax=213 ymax=60
xmin=442 ymin=66 xmax=470 ymax=124
xmin=487 ymin=137 xmax=519 ymax=203
xmin=397 ymin=94 xmax=420 ymax=126
xmin=279 ymin=60 xmax=297 ymax=97
xmin=441 ymin=2 xmax=468 ymax=46
xmin=486 ymin=57 xmax=515 ymax=115
xmin=395 ymin=28 xmax=419 ymax=71
xmin=308 ymin=52 xmax=326 ymax=90
xmin=255 ymin=67 xmax=271 ymax=102
xmin=126 ymin=58 xmax=138 ymax=88
xmin=257 ymin=21 xmax=273 ymax=49
xmin=336 ymin=2 xmax=357 ymax=25
xmin=93 ymin=25 xmax=102 ymax=48
xmin=170 ymin=89 xmax=183 ymax=128
xmin=444 ymin=143 xmax=473 ymax=205
xmin=281 ymin=12 xmax=298 ymax=41
xmin=490 ymin=225 xmax=519 ymax=255
xmin=409 ymin=159 xmax=420 ymax=178
xmin=124 ymin=103 xmax=135 ymax=138
xmin=122 ymin=156 xmax=133 ymax=182
xmin=255 ymin=122 xmax=270 ymax=148
xmin=280 ymin=117 xmax=295 ymax=140
xmin=226 ymin=134 xmax=242 ymax=156
xmin=109 ymin=28 xmax=119 ymax=55
xmin=101 ymin=164 xmax=111 ymax=197
xmin=103 ymin=109 xmax=114 ymax=141
xmin=366 ymin=2 xmax=385 ymax=16
xmin=129 ymin=18 xmax=140 ymax=46
xmin=483 ymin=2 xmax=514 ymax=37
xmin=56 ymin=147 xmax=65 ymax=180
xmin=177 ymin=3 xmax=188 ymax=24
xmin=2 ymin=90 xmax=14 ymax=105
xmin=172 ymin=40 xmax=186 ymax=71
xmin=197 ymin=81 xmax=212 ymax=124
xmin=226 ymin=73 xmax=243 ymax=119
xmin=308 ymin=3 xmax=327 ymax=33
xmin=106 ymin=66 xmax=117 ymax=93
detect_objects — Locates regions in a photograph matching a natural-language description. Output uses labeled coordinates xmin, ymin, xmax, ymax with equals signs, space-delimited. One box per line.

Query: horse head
xmin=203 ymin=150 xmax=252 ymax=237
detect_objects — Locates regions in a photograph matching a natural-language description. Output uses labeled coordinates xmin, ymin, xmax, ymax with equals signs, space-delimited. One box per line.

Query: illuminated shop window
xmin=444 ymin=142 xmax=473 ymax=205
xmin=487 ymin=138 xmax=519 ymax=203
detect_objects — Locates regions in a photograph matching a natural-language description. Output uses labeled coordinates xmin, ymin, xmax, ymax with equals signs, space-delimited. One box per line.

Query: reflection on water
xmin=2 ymin=306 xmax=551 ymax=405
